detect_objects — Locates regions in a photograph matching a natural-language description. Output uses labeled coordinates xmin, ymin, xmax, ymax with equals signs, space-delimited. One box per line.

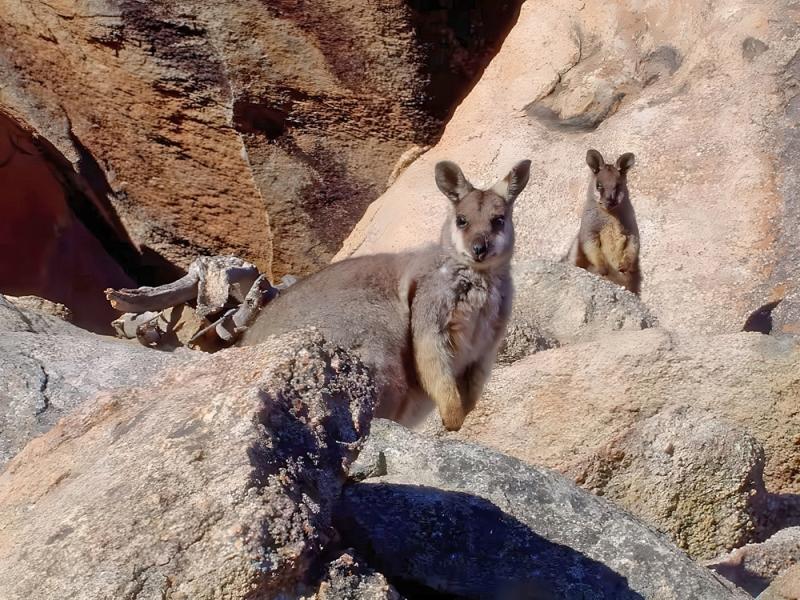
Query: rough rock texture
xmin=337 ymin=0 xmax=800 ymax=336
xmin=0 ymin=3 xmax=272 ymax=277
xmin=769 ymin=292 xmax=800 ymax=337
xmin=309 ymin=551 xmax=402 ymax=600
xmin=0 ymin=294 xmax=186 ymax=468
xmin=0 ymin=110 xmax=136 ymax=332
xmin=221 ymin=0 xmax=522 ymax=276
xmin=340 ymin=419 xmax=745 ymax=599
xmin=498 ymin=259 xmax=656 ymax=363
xmin=573 ymin=408 xmax=768 ymax=560
xmin=447 ymin=329 xmax=800 ymax=557
xmin=0 ymin=329 xmax=376 ymax=599
xmin=0 ymin=0 xmax=522 ymax=281
xmin=6 ymin=295 xmax=73 ymax=322
xmin=707 ymin=527 xmax=800 ymax=596
xmin=758 ymin=563 xmax=800 ymax=600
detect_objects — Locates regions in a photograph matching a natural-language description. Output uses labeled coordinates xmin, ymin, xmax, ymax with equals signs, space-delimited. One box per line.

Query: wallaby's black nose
xmin=472 ymin=242 xmax=488 ymax=261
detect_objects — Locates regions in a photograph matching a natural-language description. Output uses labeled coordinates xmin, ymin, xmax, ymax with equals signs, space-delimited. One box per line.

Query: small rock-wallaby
xmin=241 ymin=159 xmax=532 ymax=431
xmin=567 ymin=148 xmax=640 ymax=294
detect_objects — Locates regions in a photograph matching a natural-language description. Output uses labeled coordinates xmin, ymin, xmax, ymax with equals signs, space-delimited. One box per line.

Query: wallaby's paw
xmin=440 ymin=409 xmax=466 ymax=431
xmin=617 ymin=256 xmax=635 ymax=274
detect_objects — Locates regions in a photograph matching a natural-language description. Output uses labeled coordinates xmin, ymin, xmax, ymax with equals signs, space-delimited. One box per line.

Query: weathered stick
xmin=192 ymin=256 xmax=259 ymax=318
xmin=111 ymin=311 xmax=161 ymax=339
xmin=189 ymin=274 xmax=277 ymax=345
xmin=221 ymin=274 xmax=278 ymax=340
xmin=105 ymin=272 xmax=198 ymax=313
xmin=106 ymin=255 xmax=291 ymax=350
xmin=104 ymin=256 xmax=260 ymax=315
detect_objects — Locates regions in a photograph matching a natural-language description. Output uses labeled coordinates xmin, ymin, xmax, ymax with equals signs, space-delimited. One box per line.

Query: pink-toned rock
xmin=759 ymin=563 xmax=800 ymax=600
xmin=439 ymin=328 xmax=800 ymax=558
xmin=338 ymin=0 xmax=800 ymax=335
xmin=572 ymin=407 xmax=767 ymax=560
xmin=707 ymin=527 xmax=800 ymax=596
xmin=498 ymin=259 xmax=656 ymax=363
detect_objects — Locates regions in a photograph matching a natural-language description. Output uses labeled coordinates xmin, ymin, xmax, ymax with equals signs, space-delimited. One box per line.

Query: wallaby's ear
xmin=491 ymin=159 xmax=532 ymax=203
xmin=435 ymin=161 xmax=474 ymax=203
xmin=616 ymin=152 xmax=635 ymax=174
xmin=586 ymin=149 xmax=604 ymax=174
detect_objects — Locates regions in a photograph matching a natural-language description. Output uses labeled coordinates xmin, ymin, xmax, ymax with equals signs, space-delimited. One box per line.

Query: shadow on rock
xmin=763 ymin=493 xmax=800 ymax=537
xmin=336 ymin=482 xmax=644 ymax=600
xmin=741 ymin=299 xmax=782 ymax=334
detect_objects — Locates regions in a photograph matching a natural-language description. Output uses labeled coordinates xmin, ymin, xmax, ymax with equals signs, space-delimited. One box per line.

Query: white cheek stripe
xmin=451 ymin=221 xmax=469 ymax=255
xmin=490 ymin=230 xmax=510 ymax=256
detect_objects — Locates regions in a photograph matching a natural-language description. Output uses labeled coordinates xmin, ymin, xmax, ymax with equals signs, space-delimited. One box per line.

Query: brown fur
xmin=567 ymin=149 xmax=641 ymax=294
xmin=241 ymin=160 xmax=532 ymax=431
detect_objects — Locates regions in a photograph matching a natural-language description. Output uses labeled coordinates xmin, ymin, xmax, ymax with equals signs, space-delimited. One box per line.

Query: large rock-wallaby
xmin=241 ymin=159 xmax=531 ymax=431
xmin=567 ymin=149 xmax=641 ymax=294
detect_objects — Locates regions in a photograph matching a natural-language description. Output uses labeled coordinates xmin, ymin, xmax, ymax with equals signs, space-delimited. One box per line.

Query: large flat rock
xmin=0 ymin=295 xmax=186 ymax=468
xmin=340 ymin=420 xmax=745 ymax=599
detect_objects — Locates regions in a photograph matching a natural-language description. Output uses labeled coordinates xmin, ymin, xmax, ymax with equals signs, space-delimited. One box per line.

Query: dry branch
xmin=104 ymin=256 xmax=260 ymax=314
xmin=105 ymin=273 xmax=198 ymax=313
xmin=105 ymin=256 xmax=287 ymax=350
xmin=111 ymin=311 xmax=160 ymax=339
xmin=190 ymin=274 xmax=277 ymax=344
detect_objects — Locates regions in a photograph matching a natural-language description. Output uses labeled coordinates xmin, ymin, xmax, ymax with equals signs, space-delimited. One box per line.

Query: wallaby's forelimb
xmin=618 ymin=236 xmax=639 ymax=273
xmin=413 ymin=330 xmax=465 ymax=431
xmin=580 ymin=238 xmax=608 ymax=276
xmin=457 ymin=360 xmax=490 ymax=415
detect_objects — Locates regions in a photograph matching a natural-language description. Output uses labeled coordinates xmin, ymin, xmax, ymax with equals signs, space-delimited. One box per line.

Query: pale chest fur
xmin=598 ymin=218 xmax=629 ymax=268
xmin=446 ymin=271 xmax=507 ymax=372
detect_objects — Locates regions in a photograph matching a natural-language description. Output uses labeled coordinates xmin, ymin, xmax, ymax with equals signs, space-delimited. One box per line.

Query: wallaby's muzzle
xmin=472 ymin=239 xmax=489 ymax=261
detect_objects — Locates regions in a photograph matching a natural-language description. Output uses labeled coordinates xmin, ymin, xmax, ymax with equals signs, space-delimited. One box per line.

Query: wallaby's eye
xmin=455 ymin=215 xmax=468 ymax=229
xmin=491 ymin=216 xmax=505 ymax=230
xmin=596 ymin=182 xmax=603 ymax=192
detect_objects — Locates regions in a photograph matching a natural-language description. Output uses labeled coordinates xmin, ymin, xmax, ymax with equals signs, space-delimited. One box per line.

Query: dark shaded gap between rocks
xmin=0 ymin=110 xmax=181 ymax=287
xmin=62 ymin=127 xmax=184 ymax=285
xmin=335 ymin=482 xmax=645 ymax=600
xmin=742 ymin=299 xmax=782 ymax=334
xmin=407 ymin=0 xmax=526 ymax=128
xmin=0 ymin=111 xmax=139 ymax=331
xmin=762 ymin=493 xmax=800 ymax=540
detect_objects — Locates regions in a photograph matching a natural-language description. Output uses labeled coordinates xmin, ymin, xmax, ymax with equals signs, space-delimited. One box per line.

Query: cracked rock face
xmin=0 ymin=327 xmax=376 ymax=599
xmin=339 ymin=420 xmax=745 ymax=599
